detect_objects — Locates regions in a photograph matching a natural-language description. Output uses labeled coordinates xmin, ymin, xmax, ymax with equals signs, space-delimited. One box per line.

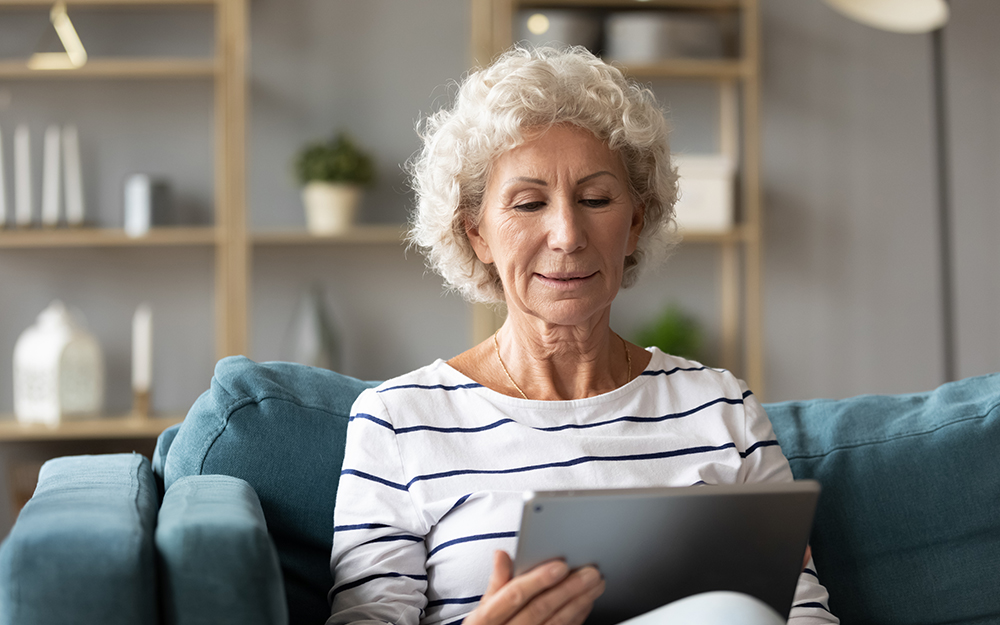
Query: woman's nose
xmin=546 ymin=200 xmax=587 ymax=253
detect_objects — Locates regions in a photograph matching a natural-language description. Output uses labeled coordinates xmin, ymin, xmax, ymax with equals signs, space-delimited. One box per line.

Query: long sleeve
xmin=327 ymin=389 xmax=429 ymax=625
xmin=740 ymin=386 xmax=840 ymax=625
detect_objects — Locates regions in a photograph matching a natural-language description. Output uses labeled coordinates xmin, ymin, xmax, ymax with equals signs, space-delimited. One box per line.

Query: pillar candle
xmin=131 ymin=304 xmax=152 ymax=393
xmin=0 ymin=124 xmax=7 ymax=226
xmin=63 ymin=125 xmax=84 ymax=226
xmin=14 ymin=124 xmax=31 ymax=227
xmin=41 ymin=125 xmax=61 ymax=227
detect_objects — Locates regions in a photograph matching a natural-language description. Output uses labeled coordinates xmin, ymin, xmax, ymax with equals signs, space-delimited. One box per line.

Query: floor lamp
xmin=822 ymin=0 xmax=956 ymax=381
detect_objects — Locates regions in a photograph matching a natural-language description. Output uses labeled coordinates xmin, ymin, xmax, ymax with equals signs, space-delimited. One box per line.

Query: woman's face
xmin=467 ymin=124 xmax=644 ymax=328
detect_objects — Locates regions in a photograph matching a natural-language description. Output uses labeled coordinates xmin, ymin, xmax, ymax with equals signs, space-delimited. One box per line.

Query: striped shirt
xmin=328 ymin=348 xmax=838 ymax=625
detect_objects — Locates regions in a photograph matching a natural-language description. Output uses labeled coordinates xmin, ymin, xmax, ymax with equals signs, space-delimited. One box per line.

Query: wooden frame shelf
xmin=251 ymin=225 xmax=407 ymax=247
xmin=0 ymin=227 xmax=218 ymax=248
xmin=0 ymin=58 xmax=218 ymax=79
xmin=0 ymin=415 xmax=183 ymax=442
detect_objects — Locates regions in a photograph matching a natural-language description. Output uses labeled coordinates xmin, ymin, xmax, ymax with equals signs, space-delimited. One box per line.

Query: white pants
xmin=620 ymin=592 xmax=785 ymax=625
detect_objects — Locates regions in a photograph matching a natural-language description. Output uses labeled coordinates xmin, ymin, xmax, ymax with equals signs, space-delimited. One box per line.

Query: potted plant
xmin=294 ymin=132 xmax=375 ymax=235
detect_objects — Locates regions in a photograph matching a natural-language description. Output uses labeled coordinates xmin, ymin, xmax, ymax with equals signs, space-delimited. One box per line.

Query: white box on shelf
xmin=605 ymin=12 xmax=725 ymax=63
xmin=672 ymin=154 xmax=735 ymax=233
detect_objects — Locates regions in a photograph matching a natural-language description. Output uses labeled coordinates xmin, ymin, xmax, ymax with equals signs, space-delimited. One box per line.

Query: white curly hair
xmin=408 ymin=45 xmax=679 ymax=305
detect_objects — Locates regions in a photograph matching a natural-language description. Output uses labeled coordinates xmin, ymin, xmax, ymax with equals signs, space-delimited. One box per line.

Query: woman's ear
xmin=465 ymin=214 xmax=494 ymax=264
xmin=626 ymin=203 xmax=645 ymax=255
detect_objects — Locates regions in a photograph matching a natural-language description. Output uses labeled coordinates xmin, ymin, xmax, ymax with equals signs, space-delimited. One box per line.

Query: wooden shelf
xmin=515 ymin=0 xmax=741 ymax=8
xmin=252 ymin=225 xmax=407 ymax=246
xmin=0 ymin=226 xmax=218 ymax=248
xmin=0 ymin=0 xmax=217 ymax=6
xmin=0 ymin=58 xmax=218 ymax=79
xmin=0 ymin=415 xmax=183 ymax=442
xmin=621 ymin=58 xmax=748 ymax=80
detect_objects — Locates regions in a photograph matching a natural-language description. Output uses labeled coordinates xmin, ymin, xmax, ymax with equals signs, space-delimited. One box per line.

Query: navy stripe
xmin=742 ymin=389 xmax=753 ymax=399
xmin=334 ymin=523 xmax=390 ymax=532
xmin=427 ymin=531 xmax=518 ymax=558
xmin=802 ymin=567 xmax=819 ymax=579
xmin=397 ymin=419 xmax=515 ymax=435
xmin=330 ymin=572 xmax=428 ymax=599
xmin=641 ymin=365 xmax=710 ymax=376
xmin=740 ymin=440 xmax=780 ymax=458
xmin=362 ymin=534 xmax=423 ymax=545
xmin=447 ymin=493 xmax=473 ymax=514
xmin=427 ymin=595 xmax=482 ymax=608
xmin=793 ymin=602 xmax=832 ymax=614
xmin=349 ymin=413 xmax=395 ymax=431
xmin=444 ymin=620 xmax=465 ymax=625
xmin=536 ymin=397 xmax=744 ymax=433
xmin=342 ymin=444 xmax=743 ymax=491
xmin=364 ymin=396 xmax=744 ymax=437
xmin=340 ymin=469 xmax=410 ymax=491
xmin=378 ymin=383 xmax=483 ymax=393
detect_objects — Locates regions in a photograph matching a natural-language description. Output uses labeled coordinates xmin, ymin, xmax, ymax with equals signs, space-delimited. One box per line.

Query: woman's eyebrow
xmin=577 ymin=171 xmax=616 ymax=184
xmin=502 ymin=176 xmax=547 ymax=188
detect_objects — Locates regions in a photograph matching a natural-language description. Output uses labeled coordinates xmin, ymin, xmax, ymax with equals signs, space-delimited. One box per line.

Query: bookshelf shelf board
xmin=0 ymin=415 xmax=184 ymax=442
xmin=252 ymin=225 xmax=407 ymax=246
xmin=0 ymin=227 xmax=218 ymax=248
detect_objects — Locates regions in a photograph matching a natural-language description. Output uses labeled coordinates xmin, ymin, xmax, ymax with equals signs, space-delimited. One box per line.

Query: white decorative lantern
xmin=13 ymin=301 xmax=104 ymax=426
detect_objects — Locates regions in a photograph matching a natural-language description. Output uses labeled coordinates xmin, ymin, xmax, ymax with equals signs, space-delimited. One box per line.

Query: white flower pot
xmin=301 ymin=182 xmax=362 ymax=235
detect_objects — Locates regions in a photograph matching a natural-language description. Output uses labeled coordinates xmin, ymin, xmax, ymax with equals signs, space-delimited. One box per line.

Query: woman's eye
xmin=580 ymin=198 xmax=611 ymax=208
xmin=514 ymin=201 xmax=545 ymax=212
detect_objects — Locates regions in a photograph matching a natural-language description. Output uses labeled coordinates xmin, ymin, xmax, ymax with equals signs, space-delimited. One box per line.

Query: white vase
xmin=301 ymin=182 xmax=362 ymax=235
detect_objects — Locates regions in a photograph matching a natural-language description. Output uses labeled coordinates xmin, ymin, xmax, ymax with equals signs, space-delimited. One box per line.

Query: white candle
xmin=14 ymin=124 xmax=32 ymax=227
xmin=63 ymin=125 xmax=84 ymax=226
xmin=41 ymin=125 xmax=61 ymax=227
xmin=0 ymin=124 xmax=7 ymax=226
xmin=131 ymin=304 xmax=152 ymax=393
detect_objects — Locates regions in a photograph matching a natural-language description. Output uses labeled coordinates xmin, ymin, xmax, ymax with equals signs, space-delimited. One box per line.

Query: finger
xmin=483 ymin=550 xmax=514 ymax=598
xmin=475 ymin=560 xmax=570 ymax=625
xmin=802 ymin=545 xmax=813 ymax=571
xmin=543 ymin=574 xmax=606 ymax=625
xmin=514 ymin=566 xmax=603 ymax=625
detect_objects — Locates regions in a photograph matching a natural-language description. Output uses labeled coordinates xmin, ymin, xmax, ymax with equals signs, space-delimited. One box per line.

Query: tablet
xmin=512 ymin=481 xmax=820 ymax=625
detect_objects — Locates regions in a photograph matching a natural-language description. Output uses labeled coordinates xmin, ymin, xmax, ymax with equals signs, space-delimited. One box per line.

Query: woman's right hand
xmin=464 ymin=551 xmax=606 ymax=625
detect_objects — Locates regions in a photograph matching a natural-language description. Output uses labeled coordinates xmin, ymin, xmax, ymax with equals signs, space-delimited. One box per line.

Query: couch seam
xmin=784 ymin=410 xmax=995 ymax=460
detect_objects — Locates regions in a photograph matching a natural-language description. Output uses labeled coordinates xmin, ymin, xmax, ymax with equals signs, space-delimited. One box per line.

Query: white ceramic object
xmin=302 ymin=182 xmax=362 ymax=235
xmin=824 ymin=0 xmax=948 ymax=34
xmin=605 ymin=12 xmax=724 ymax=62
xmin=13 ymin=301 xmax=105 ymax=426
xmin=672 ymin=154 xmax=735 ymax=233
xmin=0 ymin=123 xmax=7 ymax=227
xmin=516 ymin=9 xmax=602 ymax=51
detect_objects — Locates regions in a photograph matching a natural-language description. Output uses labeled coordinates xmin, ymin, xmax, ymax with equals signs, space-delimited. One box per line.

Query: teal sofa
xmin=2 ymin=356 xmax=999 ymax=625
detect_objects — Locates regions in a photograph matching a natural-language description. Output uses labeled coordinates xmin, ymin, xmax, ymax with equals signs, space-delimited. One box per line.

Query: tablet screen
xmin=513 ymin=481 xmax=819 ymax=625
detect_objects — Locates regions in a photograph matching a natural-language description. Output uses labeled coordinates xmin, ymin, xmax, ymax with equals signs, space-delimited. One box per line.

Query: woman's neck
xmin=492 ymin=312 xmax=629 ymax=401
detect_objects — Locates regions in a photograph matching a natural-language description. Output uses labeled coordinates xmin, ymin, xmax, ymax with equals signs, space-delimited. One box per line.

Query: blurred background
xmin=0 ymin=0 xmax=997 ymax=533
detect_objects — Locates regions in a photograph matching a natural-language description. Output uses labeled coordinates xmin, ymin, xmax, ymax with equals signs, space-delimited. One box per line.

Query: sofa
xmin=1 ymin=356 xmax=998 ymax=625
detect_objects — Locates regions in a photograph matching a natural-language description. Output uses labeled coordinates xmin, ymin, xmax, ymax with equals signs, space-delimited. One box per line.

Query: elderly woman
xmin=328 ymin=46 xmax=837 ymax=625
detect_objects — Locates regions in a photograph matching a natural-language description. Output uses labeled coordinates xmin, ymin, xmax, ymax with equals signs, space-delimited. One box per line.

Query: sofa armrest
xmin=0 ymin=453 xmax=159 ymax=625
xmin=156 ymin=475 xmax=287 ymax=625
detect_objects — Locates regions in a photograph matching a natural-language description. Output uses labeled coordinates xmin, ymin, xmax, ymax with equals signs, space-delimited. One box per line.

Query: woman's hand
xmin=464 ymin=551 xmax=606 ymax=625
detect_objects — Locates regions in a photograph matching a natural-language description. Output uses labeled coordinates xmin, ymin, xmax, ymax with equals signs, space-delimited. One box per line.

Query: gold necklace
xmin=493 ymin=330 xmax=632 ymax=400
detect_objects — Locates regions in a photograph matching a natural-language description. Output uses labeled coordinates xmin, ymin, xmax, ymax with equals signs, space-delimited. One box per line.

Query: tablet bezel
xmin=513 ymin=481 xmax=820 ymax=624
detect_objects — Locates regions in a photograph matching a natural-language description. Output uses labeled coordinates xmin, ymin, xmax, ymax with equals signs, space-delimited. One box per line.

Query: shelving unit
xmin=470 ymin=0 xmax=764 ymax=394
xmin=0 ymin=0 xmax=246 ymax=450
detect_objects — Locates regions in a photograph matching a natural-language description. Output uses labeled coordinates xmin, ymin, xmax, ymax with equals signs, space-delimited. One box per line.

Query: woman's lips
xmin=535 ymin=271 xmax=597 ymax=287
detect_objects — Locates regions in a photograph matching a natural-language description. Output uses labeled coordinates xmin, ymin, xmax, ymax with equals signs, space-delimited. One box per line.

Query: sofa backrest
xmin=161 ymin=356 xmax=377 ymax=625
xmin=765 ymin=373 xmax=1000 ymax=625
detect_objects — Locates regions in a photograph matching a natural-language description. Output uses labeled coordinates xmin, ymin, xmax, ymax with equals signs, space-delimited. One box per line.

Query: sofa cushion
xmin=765 ymin=373 xmax=1000 ymax=625
xmin=156 ymin=475 xmax=287 ymax=625
xmin=164 ymin=356 xmax=377 ymax=625
xmin=0 ymin=453 xmax=158 ymax=625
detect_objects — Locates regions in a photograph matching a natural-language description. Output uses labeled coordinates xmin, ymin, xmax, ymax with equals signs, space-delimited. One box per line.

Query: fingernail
xmin=580 ymin=567 xmax=600 ymax=584
xmin=547 ymin=561 xmax=569 ymax=581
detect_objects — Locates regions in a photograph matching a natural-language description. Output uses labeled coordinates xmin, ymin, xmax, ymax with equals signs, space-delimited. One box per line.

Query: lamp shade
xmin=824 ymin=0 xmax=949 ymax=33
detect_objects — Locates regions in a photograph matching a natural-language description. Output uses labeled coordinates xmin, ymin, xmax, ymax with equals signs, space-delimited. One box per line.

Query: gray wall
xmin=1 ymin=0 xmax=999 ymax=532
